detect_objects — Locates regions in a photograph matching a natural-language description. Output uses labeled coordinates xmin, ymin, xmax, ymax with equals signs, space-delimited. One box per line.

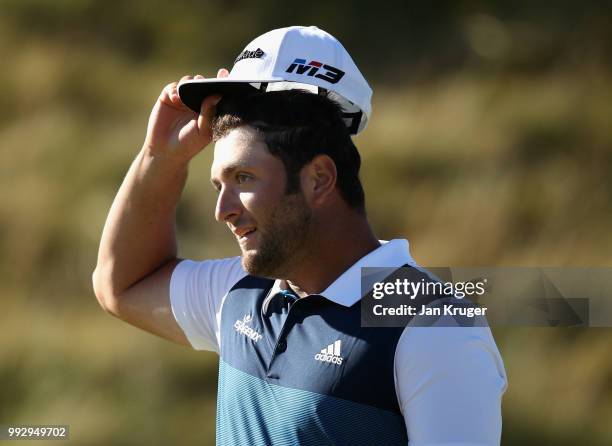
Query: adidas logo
xmin=234 ymin=314 xmax=263 ymax=343
xmin=314 ymin=340 xmax=344 ymax=365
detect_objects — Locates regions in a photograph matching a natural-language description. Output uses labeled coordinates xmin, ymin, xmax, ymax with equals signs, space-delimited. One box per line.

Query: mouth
xmin=233 ymin=227 xmax=257 ymax=244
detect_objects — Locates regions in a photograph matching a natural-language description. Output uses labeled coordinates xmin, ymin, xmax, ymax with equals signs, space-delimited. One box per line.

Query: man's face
xmin=211 ymin=125 xmax=312 ymax=278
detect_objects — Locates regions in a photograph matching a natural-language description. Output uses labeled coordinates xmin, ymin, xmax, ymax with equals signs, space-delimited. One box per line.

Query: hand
xmin=143 ymin=69 xmax=230 ymax=161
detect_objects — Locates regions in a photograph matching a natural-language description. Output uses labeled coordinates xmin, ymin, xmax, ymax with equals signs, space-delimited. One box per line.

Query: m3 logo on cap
xmin=235 ymin=48 xmax=265 ymax=64
xmin=286 ymin=58 xmax=345 ymax=84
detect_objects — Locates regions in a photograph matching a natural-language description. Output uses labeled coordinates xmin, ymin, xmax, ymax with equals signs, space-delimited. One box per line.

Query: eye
xmin=236 ymin=173 xmax=253 ymax=184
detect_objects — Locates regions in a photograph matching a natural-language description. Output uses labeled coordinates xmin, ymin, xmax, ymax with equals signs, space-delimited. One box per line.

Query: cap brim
xmin=178 ymin=78 xmax=280 ymax=114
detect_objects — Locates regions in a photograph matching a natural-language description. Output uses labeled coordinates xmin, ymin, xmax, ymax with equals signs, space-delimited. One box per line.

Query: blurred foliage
xmin=1 ymin=0 xmax=612 ymax=445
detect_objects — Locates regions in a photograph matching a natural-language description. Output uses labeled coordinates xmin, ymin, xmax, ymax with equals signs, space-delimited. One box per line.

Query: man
xmin=93 ymin=26 xmax=507 ymax=445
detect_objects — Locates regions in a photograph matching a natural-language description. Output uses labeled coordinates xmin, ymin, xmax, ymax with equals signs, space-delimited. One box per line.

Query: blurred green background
xmin=1 ymin=1 xmax=612 ymax=444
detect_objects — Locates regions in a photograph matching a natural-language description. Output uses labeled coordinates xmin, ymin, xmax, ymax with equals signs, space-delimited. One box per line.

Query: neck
xmin=285 ymin=209 xmax=380 ymax=297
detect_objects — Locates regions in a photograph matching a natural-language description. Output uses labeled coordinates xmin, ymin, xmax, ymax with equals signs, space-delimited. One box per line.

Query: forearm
xmin=93 ymin=145 xmax=189 ymax=301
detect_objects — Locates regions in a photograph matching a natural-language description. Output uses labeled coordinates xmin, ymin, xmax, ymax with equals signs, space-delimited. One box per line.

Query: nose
xmin=214 ymin=185 xmax=241 ymax=223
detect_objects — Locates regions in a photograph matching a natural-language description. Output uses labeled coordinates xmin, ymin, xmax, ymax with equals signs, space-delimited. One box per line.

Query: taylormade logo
xmin=234 ymin=314 xmax=263 ymax=343
xmin=235 ymin=47 xmax=265 ymax=64
xmin=314 ymin=340 xmax=344 ymax=365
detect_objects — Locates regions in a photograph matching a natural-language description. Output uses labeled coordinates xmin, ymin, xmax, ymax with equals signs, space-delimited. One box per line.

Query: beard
xmin=240 ymin=192 xmax=312 ymax=278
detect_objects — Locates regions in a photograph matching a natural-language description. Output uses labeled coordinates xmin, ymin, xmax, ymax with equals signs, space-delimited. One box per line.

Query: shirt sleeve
xmin=394 ymin=321 xmax=508 ymax=446
xmin=170 ymin=256 xmax=247 ymax=353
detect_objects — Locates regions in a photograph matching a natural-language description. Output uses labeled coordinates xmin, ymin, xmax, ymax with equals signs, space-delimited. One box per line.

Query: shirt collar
xmin=267 ymin=239 xmax=417 ymax=307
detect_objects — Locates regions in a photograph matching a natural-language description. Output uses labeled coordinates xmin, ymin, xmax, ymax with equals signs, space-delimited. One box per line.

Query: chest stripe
xmin=217 ymin=360 xmax=407 ymax=446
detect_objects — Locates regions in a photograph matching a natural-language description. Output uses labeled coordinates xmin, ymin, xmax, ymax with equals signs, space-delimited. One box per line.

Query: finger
xmin=159 ymin=81 xmax=178 ymax=105
xmin=198 ymin=94 xmax=222 ymax=135
xmin=173 ymin=75 xmax=199 ymax=109
xmin=173 ymin=75 xmax=194 ymax=102
xmin=194 ymin=74 xmax=205 ymax=80
xmin=217 ymin=68 xmax=230 ymax=78
xmin=159 ymin=79 xmax=193 ymax=111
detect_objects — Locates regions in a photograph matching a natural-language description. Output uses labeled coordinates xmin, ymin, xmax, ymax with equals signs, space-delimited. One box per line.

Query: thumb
xmin=198 ymin=94 xmax=222 ymax=137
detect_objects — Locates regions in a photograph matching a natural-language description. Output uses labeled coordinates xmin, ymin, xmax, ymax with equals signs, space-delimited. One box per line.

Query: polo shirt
xmin=170 ymin=239 xmax=508 ymax=445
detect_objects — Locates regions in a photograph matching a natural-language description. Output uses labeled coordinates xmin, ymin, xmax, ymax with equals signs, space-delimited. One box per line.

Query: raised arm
xmin=92 ymin=73 xmax=224 ymax=345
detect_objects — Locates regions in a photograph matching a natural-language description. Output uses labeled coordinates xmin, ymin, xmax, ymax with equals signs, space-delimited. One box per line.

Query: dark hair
xmin=211 ymin=90 xmax=365 ymax=210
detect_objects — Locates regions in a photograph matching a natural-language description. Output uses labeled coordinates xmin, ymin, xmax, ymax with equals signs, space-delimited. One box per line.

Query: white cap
xmin=178 ymin=26 xmax=372 ymax=134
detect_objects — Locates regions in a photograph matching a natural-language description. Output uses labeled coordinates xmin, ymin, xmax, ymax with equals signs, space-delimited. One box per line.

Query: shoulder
xmin=171 ymin=256 xmax=246 ymax=294
xmin=393 ymin=324 xmax=507 ymax=444
xmin=394 ymin=322 xmax=507 ymax=403
xmin=169 ymin=256 xmax=248 ymax=352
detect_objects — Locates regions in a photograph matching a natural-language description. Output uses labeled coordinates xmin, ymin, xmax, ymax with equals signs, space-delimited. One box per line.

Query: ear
xmin=300 ymin=154 xmax=337 ymax=207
